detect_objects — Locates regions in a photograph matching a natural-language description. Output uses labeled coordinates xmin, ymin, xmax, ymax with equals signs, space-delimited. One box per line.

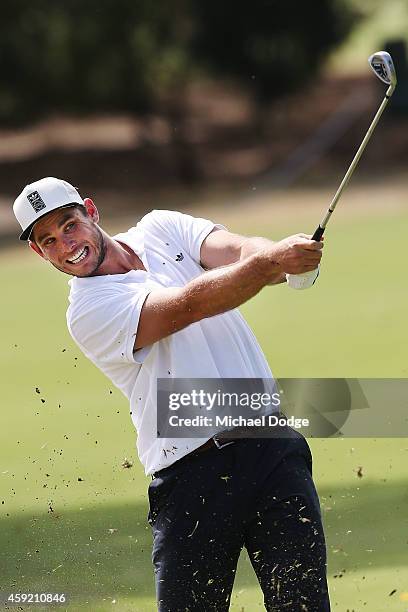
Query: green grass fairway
xmin=1 ymin=191 xmax=408 ymax=610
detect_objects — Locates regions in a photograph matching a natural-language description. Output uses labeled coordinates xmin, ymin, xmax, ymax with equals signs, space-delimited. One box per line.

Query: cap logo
xmin=27 ymin=190 xmax=46 ymax=213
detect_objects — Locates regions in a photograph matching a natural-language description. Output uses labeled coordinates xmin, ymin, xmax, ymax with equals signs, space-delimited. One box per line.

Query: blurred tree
xmin=189 ymin=0 xmax=356 ymax=102
xmin=0 ymin=0 xmax=193 ymax=124
xmin=0 ymin=0 xmax=355 ymax=125
xmin=384 ymin=39 xmax=408 ymax=115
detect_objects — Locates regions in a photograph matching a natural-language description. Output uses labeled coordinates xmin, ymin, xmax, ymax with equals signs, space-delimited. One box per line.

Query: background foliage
xmin=0 ymin=0 xmax=355 ymax=124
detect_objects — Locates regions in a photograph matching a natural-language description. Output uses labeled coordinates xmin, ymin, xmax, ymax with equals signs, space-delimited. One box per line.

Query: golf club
xmin=287 ymin=51 xmax=397 ymax=289
xmin=311 ymin=51 xmax=397 ymax=241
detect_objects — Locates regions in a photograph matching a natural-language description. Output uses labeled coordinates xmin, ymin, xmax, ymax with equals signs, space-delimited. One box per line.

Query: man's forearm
xmin=240 ymin=237 xmax=287 ymax=284
xmin=184 ymin=249 xmax=279 ymax=322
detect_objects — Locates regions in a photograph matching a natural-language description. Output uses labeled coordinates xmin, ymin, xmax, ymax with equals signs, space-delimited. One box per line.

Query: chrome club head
xmin=368 ymin=51 xmax=397 ymax=95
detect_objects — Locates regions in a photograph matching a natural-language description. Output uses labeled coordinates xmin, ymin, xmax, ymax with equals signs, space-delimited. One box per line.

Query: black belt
xmin=151 ymin=421 xmax=292 ymax=478
xmin=151 ymin=435 xmax=237 ymax=479
xmin=188 ymin=434 xmax=237 ymax=457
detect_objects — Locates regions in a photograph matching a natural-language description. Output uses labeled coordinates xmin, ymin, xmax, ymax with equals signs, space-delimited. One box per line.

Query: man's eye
xmin=66 ymin=222 xmax=75 ymax=231
xmin=44 ymin=238 xmax=54 ymax=246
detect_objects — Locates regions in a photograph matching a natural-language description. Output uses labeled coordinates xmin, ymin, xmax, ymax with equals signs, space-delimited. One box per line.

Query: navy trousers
xmin=148 ymin=431 xmax=330 ymax=611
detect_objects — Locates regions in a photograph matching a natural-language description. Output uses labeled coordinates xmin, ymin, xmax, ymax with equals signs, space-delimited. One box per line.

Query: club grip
xmin=312 ymin=226 xmax=325 ymax=241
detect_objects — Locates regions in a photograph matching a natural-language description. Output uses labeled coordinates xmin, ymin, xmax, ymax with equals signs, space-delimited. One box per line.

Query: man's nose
xmin=62 ymin=236 xmax=77 ymax=252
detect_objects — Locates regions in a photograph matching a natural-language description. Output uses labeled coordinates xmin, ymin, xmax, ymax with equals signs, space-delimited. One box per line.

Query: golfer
xmin=13 ymin=177 xmax=330 ymax=611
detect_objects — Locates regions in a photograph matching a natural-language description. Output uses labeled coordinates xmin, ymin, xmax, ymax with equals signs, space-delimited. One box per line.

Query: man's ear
xmin=29 ymin=240 xmax=45 ymax=258
xmin=83 ymin=198 xmax=99 ymax=224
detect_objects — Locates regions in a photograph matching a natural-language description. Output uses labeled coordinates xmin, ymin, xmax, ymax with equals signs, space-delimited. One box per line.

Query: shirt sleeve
xmin=67 ymin=282 xmax=151 ymax=366
xmin=147 ymin=209 xmax=227 ymax=264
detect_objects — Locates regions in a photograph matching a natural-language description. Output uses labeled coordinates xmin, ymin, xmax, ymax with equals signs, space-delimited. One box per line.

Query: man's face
xmin=30 ymin=202 xmax=107 ymax=277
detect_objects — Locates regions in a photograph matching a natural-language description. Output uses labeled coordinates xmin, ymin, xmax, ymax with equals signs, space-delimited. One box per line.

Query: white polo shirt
xmin=67 ymin=210 xmax=274 ymax=475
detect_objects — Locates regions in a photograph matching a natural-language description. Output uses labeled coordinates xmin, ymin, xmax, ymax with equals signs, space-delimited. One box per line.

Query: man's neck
xmin=92 ymin=233 xmax=146 ymax=276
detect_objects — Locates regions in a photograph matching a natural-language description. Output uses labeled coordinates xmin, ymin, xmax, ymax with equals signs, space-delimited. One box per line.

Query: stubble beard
xmin=51 ymin=225 xmax=107 ymax=278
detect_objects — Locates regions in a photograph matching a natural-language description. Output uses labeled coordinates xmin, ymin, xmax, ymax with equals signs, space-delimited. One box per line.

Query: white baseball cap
xmin=13 ymin=177 xmax=85 ymax=241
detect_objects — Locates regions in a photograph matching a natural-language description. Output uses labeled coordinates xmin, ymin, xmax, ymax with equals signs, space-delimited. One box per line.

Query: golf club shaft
xmin=312 ymin=93 xmax=392 ymax=241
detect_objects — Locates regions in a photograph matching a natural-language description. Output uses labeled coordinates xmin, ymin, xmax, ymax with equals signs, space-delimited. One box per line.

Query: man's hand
xmin=265 ymin=234 xmax=323 ymax=275
xmin=200 ymin=229 xmax=323 ymax=284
